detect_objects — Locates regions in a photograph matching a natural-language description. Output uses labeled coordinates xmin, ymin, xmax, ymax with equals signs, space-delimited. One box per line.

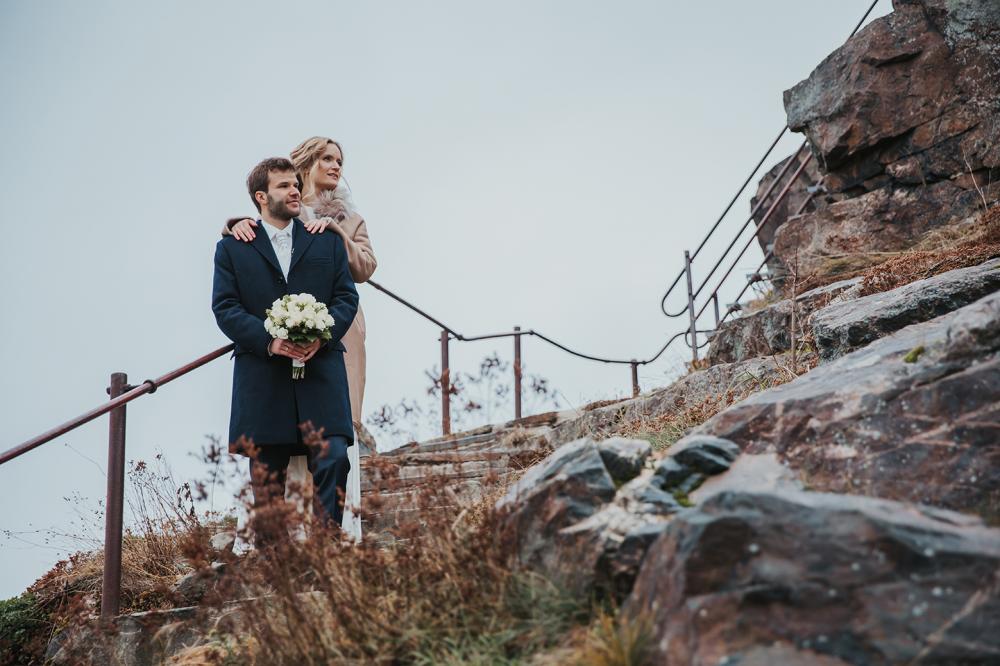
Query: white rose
xmin=276 ymin=327 xmax=289 ymax=340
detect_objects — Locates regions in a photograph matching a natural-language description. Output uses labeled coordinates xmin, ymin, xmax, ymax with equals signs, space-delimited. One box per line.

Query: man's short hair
xmin=247 ymin=157 xmax=297 ymax=212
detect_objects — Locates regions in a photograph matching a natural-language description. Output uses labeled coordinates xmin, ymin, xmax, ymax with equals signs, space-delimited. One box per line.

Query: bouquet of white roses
xmin=264 ymin=293 xmax=335 ymax=379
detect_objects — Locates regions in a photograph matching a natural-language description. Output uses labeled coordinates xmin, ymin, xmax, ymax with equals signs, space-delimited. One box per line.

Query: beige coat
xmin=222 ymin=209 xmax=376 ymax=426
xmin=320 ymin=209 xmax=376 ymax=426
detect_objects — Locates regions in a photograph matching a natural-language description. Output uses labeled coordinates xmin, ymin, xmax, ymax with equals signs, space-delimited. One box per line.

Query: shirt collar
xmin=259 ymin=218 xmax=293 ymax=241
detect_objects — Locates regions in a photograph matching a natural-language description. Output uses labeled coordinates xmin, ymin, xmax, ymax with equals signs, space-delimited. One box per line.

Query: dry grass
xmin=208 ymin=459 xmax=588 ymax=665
xmin=37 ymin=429 xmax=593 ymax=665
xmin=27 ymin=457 xmax=228 ymax=613
xmin=792 ymin=204 xmax=1000 ymax=295
xmin=569 ymin=610 xmax=654 ymax=666
xmin=610 ymin=358 xmax=807 ymax=452
xmin=858 ymin=205 xmax=1000 ymax=296
xmin=3 ymin=454 xmax=232 ymax=664
xmin=611 ymin=397 xmax=722 ymax=452
xmin=742 ymin=287 xmax=782 ymax=314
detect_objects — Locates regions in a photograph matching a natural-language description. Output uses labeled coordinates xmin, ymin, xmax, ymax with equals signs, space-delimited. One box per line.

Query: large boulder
xmin=497 ymin=434 xmax=741 ymax=600
xmin=784 ymin=0 xmax=1000 ymax=193
xmin=768 ymin=0 xmax=1000 ymax=285
xmin=696 ymin=290 xmax=1000 ymax=520
xmin=813 ymin=257 xmax=1000 ymax=360
xmin=496 ymin=437 xmax=645 ymax=589
xmin=624 ymin=488 xmax=1000 ymax=665
xmin=551 ymin=435 xmax=743 ymax=601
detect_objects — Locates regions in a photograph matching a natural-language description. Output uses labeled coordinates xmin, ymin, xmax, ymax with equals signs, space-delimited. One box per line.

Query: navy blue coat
xmin=212 ymin=219 xmax=359 ymax=453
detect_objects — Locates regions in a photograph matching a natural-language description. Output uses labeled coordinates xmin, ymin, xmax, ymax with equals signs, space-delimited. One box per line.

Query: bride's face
xmin=309 ymin=142 xmax=343 ymax=193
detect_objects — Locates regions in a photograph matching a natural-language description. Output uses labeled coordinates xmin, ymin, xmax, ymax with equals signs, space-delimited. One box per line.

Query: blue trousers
xmin=248 ymin=435 xmax=351 ymax=533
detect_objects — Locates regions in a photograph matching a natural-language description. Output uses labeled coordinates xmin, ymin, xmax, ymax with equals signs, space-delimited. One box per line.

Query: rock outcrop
xmin=699 ymin=290 xmax=1000 ymax=519
xmin=496 ymin=437 xmax=652 ymax=597
xmin=497 ymin=435 xmax=740 ymax=600
xmin=625 ymin=488 xmax=1000 ymax=665
xmin=813 ymin=257 xmax=1000 ymax=360
xmin=785 ymin=0 xmax=1000 ymax=191
xmin=769 ymin=0 xmax=1000 ymax=283
xmin=773 ymin=182 xmax=997 ymax=282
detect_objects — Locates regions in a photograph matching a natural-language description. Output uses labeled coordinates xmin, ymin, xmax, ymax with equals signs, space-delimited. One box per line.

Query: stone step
xmin=813 ymin=257 xmax=1000 ymax=361
xmin=362 ymin=459 xmax=512 ymax=492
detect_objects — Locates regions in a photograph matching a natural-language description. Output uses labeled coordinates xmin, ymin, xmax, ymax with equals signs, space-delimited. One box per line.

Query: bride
xmin=224 ymin=137 xmax=377 ymax=541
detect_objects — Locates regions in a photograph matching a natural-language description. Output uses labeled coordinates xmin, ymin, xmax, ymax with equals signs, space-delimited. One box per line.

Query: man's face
xmin=259 ymin=169 xmax=301 ymax=220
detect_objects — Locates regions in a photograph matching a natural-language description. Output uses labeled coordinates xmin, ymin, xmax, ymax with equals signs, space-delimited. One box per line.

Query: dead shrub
xmin=157 ymin=426 xmax=590 ymax=665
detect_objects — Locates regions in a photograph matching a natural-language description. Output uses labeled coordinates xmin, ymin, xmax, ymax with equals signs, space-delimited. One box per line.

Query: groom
xmin=212 ymin=156 xmax=359 ymax=537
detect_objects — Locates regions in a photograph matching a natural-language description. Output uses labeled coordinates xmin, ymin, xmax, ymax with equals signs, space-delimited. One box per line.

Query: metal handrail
xmin=688 ymin=143 xmax=809 ymax=309
xmin=696 ymin=153 xmax=814 ymax=321
xmin=716 ymin=184 xmax=820 ymax=326
xmin=0 ymin=344 xmax=234 ymax=467
xmin=1 ymin=343 xmax=235 ymax=621
xmin=659 ymin=0 xmax=881 ymax=320
xmin=660 ymin=134 xmax=799 ymax=317
xmin=367 ymin=280 xmax=665 ymax=366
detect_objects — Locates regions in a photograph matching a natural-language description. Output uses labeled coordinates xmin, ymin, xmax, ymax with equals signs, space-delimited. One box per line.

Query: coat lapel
xmin=250 ymin=221 xmax=282 ymax=276
xmin=289 ymin=218 xmax=315 ymax=275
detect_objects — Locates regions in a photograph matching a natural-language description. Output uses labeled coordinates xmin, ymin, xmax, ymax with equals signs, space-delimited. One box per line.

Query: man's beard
xmin=266 ymin=194 xmax=298 ymax=221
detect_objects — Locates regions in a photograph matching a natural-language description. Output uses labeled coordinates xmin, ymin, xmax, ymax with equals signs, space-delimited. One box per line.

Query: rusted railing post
xmin=440 ymin=330 xmax=451 ymax=435
xmin=630 ymin=361 xmax=639 ymax=397
xmin=513 ymin=326 xmax=522 ymax=420
xmin=101 ymin=372 xmax=127 ymax=621
xmin=684 ymin=251 xmax=699 ymax=363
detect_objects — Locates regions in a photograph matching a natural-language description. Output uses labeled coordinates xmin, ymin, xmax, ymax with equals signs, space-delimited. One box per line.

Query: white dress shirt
xmin=260 ymin=219 xmax=293 ymax=280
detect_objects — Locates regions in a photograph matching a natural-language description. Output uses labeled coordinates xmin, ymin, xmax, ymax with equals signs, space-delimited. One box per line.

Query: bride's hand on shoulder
xmin=230 ymin=218 xmax=258 ymax=242
xmin=305 ymin=217 xmax=337 ymax=234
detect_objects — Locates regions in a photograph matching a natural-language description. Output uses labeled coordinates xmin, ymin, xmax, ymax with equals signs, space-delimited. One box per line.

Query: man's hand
xmin=300 ymin=338 xmax=323 ymax=362
xmin=232 ymin=218 xmax=258 ymax=242
xmin=269 ymin=338 xmax=310 ymax=360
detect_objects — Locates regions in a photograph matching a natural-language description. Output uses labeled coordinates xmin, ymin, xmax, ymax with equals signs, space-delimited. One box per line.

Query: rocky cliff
xmin=764 ymin=0 xmax=1000 ymax=286
xmin=494 ymin=1 xmax=1000 ymax=663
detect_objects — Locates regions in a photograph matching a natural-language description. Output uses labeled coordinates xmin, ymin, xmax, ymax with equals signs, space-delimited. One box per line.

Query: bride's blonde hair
xmin=290 ymin=136 xmax=344 ymax=198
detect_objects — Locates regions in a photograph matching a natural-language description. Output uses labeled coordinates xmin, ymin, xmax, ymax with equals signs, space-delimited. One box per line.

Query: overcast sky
xmin=0 ymin=1 xmax=891 ymax=598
